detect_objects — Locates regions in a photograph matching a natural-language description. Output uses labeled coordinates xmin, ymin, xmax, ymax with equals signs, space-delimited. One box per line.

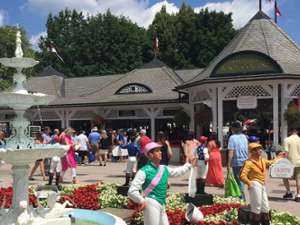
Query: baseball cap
xmin=248 ymin=143 xmax=262 ymax=152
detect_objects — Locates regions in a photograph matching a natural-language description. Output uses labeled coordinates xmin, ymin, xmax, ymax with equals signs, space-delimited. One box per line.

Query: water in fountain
xmin=0 ymin=30 xmax=69 ymax=225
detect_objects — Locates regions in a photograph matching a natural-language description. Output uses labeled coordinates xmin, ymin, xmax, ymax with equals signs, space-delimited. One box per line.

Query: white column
xmin=280 ymin=83 xmax=288 ymax=144
xmin=144 ymin=107 xmax=161 ymax=140
xmin=273 ymin=84 xmax=279 ymax=147
xmin=65 ymin=109 xmax=77 ymax=128
xmin=189 ymin=103 xmax=195 ymax=132
xmin=12 ymin=165 xmax=30 ymax=209
xmin=217 ymin=87 xmax=223 ymax=147
xmin=54 ymin=110 xmax=65 ymax=129
xmin=212 ymin=87 xmax=217 ymax=132
xmin=150 ymin=115 xmax=155 ymax=140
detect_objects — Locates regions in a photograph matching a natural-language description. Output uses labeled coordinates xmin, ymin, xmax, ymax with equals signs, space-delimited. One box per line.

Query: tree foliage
xmin=35 ymin=4 xmax=236 ymax=76
xmin=36 ymin=9 xmax=146 ymax=76
xmin=149 ymin=5 xmax=236 ymax=69
xmin=0 ymin=26 xmax=34 ymax=90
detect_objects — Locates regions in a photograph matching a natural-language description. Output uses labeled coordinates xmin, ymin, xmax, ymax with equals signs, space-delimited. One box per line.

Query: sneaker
xmin=295 ymin=197 xmax=300 ymax=202
xmin=283 ymin=192 xmax=293 ymax=199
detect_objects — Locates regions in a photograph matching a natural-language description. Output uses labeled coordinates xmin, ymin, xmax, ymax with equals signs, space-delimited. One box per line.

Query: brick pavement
xmin=0 ymin=161 xmax=299 ymax=217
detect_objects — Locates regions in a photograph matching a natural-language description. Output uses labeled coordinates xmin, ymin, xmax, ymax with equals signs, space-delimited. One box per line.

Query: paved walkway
xmin=0 ymin=161 xmax=299 ymax=217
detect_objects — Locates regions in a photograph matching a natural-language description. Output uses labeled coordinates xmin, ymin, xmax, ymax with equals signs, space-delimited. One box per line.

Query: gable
xmin=211 ymin=51 xmax=283 ymax=77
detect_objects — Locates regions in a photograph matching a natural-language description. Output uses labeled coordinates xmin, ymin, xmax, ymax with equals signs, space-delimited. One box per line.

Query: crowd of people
xmin=1 ymin=121 xmax=300 ymax=225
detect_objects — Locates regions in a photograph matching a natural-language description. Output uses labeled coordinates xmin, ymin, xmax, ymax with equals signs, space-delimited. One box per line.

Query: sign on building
xmin=237 ymin=96 xmax=257 ymax=109
xmin=29 ymin=125 xmax=41 ymax=138
xmin=269 ymin=158 xmax=295 ymax=178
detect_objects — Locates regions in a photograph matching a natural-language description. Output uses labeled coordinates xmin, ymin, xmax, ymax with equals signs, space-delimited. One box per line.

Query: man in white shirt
xmin=76 ymin=130 xmax=89 ymax=165
xmin=283 ymin=128 xmax=300 ymax=202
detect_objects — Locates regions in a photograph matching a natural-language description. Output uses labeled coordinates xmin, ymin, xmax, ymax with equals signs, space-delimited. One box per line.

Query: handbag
xmin=224 ymin=169 xmax=241 ymax=197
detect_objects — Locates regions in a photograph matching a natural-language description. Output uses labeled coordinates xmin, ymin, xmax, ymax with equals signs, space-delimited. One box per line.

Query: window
xmin=211 ymin=51 xmax=282 ymax=77
xmin=115 ymin=83 xmax=152 ymax=94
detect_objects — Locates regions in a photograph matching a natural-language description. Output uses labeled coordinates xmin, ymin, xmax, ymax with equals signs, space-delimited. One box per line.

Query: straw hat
xmin=64 ymin=128 xmax=75 ymax=135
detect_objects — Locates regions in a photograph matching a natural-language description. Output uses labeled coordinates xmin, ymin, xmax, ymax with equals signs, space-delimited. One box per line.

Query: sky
xmin=0 ymin=0 xmax=299 ymax=50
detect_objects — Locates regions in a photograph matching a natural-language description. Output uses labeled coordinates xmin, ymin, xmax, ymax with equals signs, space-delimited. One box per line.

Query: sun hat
xmin=91 ymin=126 xmax=98 ymax=132
xmin=143 ymin=142 xmax=162 ymax=156
xmin=64 ymin=128 xmax=75 ymax=135
xmin=248 ymin=143 xmax=263 ymax=152
xmin=140 ymin=129 xmax=147 ymax=134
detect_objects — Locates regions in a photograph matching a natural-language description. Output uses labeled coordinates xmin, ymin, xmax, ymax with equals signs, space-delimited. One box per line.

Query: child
xmin=128 ymin=142 xmax=193 ymax=225
xmin=240 ymin=143 xmax=283 ymax=225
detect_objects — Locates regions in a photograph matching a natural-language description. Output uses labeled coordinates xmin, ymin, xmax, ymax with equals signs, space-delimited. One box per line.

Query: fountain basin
xmin=0 ymin=146 xmax=68 ymax=165
xmin=69 ymin=209 xmax=127 ymax=225
xmin=0 ymin=57 xmax=38 ymax=68
xmin=0 ymin=91 xmax=54 ymax=110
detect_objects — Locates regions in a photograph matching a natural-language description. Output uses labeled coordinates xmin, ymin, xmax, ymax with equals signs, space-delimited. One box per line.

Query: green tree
xmin=37 ymin=9 xmax=146 ymax=76
xmin=147 ymin=4 xmax=235 ymax=69
xmin=0 ymin=26 xmax=34 ymax=90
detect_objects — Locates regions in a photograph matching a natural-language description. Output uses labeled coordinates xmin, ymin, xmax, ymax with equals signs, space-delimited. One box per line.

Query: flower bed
xmin=1 ymin=183 xmax=300 ymax=225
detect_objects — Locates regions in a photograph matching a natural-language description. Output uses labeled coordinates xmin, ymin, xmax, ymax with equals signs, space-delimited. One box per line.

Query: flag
xmin=47 ymin=41 xmax=64 ymax=63
xmin=275 ymin=1 xmax=282 ymax=16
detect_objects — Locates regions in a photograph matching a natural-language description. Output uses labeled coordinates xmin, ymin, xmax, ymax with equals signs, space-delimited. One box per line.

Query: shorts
xmin=99 ymin=149 xmax=108 ymax=155
xmin=294 ymin=167 xmax=300 ymax=182
xmin=90 ymin=143 xmax=99 ymax=152
xmin=125 ymin=157 xmax=137 ymax=173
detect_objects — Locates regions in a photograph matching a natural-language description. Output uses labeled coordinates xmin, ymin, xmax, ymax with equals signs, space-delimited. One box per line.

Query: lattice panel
xmin=225 ymin=85 xmax=271 ymax=99
xmin=290 ymin=85 xmax=300 ymax=97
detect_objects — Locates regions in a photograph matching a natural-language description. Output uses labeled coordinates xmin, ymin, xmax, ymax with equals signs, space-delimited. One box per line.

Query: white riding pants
xmin=188 ymin=167 xmax=197 ymax=197
xmin=144 ymin=197 xmax=169 ymax=225
xmin=249 ymin=180 xmax=270 ymax=214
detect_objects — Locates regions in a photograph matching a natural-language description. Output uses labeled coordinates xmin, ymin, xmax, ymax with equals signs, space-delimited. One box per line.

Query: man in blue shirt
xmin=227 ymin=121 xmax=248 ymax=199
xmin=88 ymin=127 xmax=101 ymax=164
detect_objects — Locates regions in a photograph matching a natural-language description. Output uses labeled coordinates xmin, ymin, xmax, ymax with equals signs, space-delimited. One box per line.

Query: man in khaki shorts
xmin=282 ymin=128 xmax=300 ymax=202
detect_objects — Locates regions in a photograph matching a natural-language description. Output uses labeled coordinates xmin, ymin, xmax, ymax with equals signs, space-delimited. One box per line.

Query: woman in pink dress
xmin=60 ymin=128 xmax=77 ymax=184
xmin=206 ymin=133 xmax=224 ymax=187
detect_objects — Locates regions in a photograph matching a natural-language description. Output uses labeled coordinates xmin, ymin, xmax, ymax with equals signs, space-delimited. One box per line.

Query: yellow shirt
xmin=284 ymin=134 xmax=300 ymax=166
xmin=240 ymin=157 xmax=274 ymax=186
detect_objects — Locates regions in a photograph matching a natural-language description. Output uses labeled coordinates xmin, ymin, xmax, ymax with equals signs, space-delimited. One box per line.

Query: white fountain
xmin=0 ymin=31 xmax=70 ymax=225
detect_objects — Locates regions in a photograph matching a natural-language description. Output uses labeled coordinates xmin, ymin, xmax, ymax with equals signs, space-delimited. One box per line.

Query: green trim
xmin=211 ymin=51 xmax=283 ymax=77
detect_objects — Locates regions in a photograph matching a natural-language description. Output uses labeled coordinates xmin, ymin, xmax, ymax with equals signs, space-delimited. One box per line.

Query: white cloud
xmin=30 ymin=31 xmax=47 ymax=51
xmin=0 ymin=10 xmax=5 ymax=26
xmin=195 ymin=0 xmax=273 ymax=29
xmin=25 ymin=0 xmax=178 ymax=28
xmin=26 ymin=0 xmax=273 ymax=30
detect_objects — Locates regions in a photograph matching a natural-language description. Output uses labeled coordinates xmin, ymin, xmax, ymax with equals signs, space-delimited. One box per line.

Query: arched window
xmin=211 ymin=51 xmax=282 ymax=77
xmin=115 ymin=83 xmax=152 ymax=95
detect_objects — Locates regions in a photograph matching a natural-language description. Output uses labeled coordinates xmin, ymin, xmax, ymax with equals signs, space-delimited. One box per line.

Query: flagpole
xmin=259 ymin=0 xmax=262 ymax=11
xmin=275 ymin=0 xmax=278 ymax=24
